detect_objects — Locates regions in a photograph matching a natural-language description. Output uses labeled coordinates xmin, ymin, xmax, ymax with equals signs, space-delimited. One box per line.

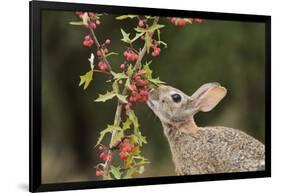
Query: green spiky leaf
xmin=69 ymin=21 xmax=84 ymax=25
xmin=120 ymin=29 xmax=131 ymax=43
xmin=134 ymin=27 xmax=147 ymax=33
xmin=94 ymin=91 xmax=116 ymax=102
xmin=122 ymin=118 xmax=132 ymax=130
xmin=79 ymin=70 xmax=93 ymax=90
xmin=143 ymin=61 xmax=153 ymax=79
xmin=149 ymin=77 xmax=166 ymax=86
xmin=116 ymin=15 xmax=138 ymax=20
xmin=110 ymin=165 xmax=122 ymax=179
xmin=147 ymin=24 xmax=165 ymax=32
xmin=96 ymin=125 xmax=122 ymax=146
xmin=111 ymin=71 xmax=128 ymax=80
xmin=144 ymin=32 xmax=152 ymax=54
xmin=126 ymin=64 xmax=134 ymax=77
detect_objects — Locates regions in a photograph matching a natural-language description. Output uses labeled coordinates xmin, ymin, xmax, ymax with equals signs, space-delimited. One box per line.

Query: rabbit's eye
xmin=171 ymin=94 xmax=181 ymax=103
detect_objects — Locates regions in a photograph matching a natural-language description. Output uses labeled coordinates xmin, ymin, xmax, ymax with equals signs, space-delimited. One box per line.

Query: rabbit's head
xmin=147 ymin=83 xmax=227 ymax=132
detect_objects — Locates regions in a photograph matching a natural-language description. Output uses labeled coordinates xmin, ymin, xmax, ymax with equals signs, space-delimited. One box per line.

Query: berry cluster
xmin=167 ymin=17 xmax=205 ymax=26
xmin=83 ymin=34 xmax=94 ymax=47
xmin=98 ymin=146 xmax=112 ymax=162
xmin=138 ymin=20 xmax=146 ymax=28
xmin=123 ymin=49 xmax=139 ymax=62
xmin=75 ymin=11 xmax=101 ymax=29
xmin=96 ymin=39 xmax=112 ymax=71
xmin=95 ymin=139 xmax=135 ymax=177
xmin=98 ymin=60 xmax=108 ymax=72
xmin=151 ymin=43 xmax=161 ymax=57
xmin=119 ymin=140 xmax=135 ymax=160
xmin=125 ymin=70 xmax=149 ymax=113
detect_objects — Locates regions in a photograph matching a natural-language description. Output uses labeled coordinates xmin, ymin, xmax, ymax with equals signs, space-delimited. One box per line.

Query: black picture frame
xmin=29 ymin=0 xmax=271 ymax=192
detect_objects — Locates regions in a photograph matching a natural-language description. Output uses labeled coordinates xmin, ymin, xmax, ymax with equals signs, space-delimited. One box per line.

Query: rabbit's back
xmin=163 ymin=125 xmax=265 ymax=175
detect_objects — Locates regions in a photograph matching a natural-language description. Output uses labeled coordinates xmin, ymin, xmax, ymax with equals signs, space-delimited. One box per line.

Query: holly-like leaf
xmin=81 ymin=12 xmax=89 ymax=25
xmin=120 ymin=29 xmax=131 ymax=43
xmin=116 ymin=94 xmax=128 ymax=104
xmin=94 ymin=91 xmax=116 ymax=102
xmin=149 ymin=77 xmax=166 ymax=86
xmin=132 ymin=132 xmax=147 ymax=146
xmin=144 ymin=32 xmax=152 ymax=54
xmin=112 ymin=81 xmax=119 ymax=93
xmin=143 ymin=61 xmax=153 ymax=79
xmin=111 ymin=130 xmax=124 ymax=146
xmin=79 ymin=70 xmax=93 ymax=90
xmin=186 ymin=18 xmax=193 ymax=24
xmin=138 ymin=165 xmax=145 ymax=174
xmin=122 ymin=118 xmax=132 ymax=130
xmin=134 ymin=27 xmax=147 ymax=33
xmin=128 ymin=111 xmax=139 ymax=129
xmin=69 ymin=21 xmax=84 ymax=25
xmin=116 ymin=15 xmax=138 ymax=20
xmin=126 ymin=64 xmax=134 ymax=77
xmin=147 ymin=24 xmax=165 ymax=32
xmin=110 ymin=165 xmax=122 ymax=179
xmin=111 ymin=71 xmax=128 ymax=80
xmin=96 ymin=125 xmax=122 ymax=146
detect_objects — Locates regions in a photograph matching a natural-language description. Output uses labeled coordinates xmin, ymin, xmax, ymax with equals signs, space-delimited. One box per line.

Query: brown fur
xmin=147 ymin=83 xmax=265 ymax=175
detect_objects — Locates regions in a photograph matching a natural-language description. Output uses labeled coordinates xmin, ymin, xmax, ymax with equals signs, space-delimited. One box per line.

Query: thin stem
xmin=102 ymin=16 xmax=160 ymax=177
xmin=89 ymin=28 xmax=112 ymax=72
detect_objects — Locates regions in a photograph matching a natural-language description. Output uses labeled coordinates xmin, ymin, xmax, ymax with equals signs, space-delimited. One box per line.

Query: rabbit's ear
xmin=191 ymin=83 xmax=227 ymax=112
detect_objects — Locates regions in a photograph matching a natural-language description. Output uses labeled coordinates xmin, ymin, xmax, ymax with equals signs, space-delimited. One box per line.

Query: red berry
xmin=120 ymin=63 xmax=126 ymax=70
xmin=83 ymin=39 xmax=94 ymax=47
xmin=138 ymin=20 xmax=145 ymax=28
xmin=177 ymin=18 xmax=186 ymax=26
xmin=120 ymin=152 xmax=128 ymax=160
xmin=136 ymin=79 xmax=148 ymax=87
xmin=105 ymin=39 xmax=111 ymax=45
xmin=89 ymin=22 xmax=96 ymax=29
xmin=140 ymin=89 xmax=148 ymax=96
xmin=98 ymin=61 xmax=108 ymax=71
xmin=103 ymin=48 xmax=108 ymax=54
xmin=123 ymin=51 xmax=128 ymax=57
xmin=106 ymin=154 xmax=112 ymax=161
xmin=97 ymin=50 xmax=101 ymax=57
xmin=96 ymin=170 xmax=104 ymax=177
xmin=99 ymin=152 xmax=106 ymax=160
xmin=194 ymin=18 xmax=205 ymax=23
xmin=88 ymin=12 xmax=94 ymax=17
xmin=98 ymin=146 xmax=104 ymax=151
xmin=171 ymin=17 xmax=177 ymax=24
xmin=84 ymin=34 xmax=91 ymax=40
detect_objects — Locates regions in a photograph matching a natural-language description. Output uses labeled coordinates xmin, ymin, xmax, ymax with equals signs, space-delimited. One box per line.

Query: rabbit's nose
xmin=148 ymin=88 xmax=159 ymax=101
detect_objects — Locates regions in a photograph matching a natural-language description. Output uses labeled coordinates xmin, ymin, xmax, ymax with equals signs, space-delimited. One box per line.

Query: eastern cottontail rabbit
xmin=147 ymin=82 xmax=265 ymax=175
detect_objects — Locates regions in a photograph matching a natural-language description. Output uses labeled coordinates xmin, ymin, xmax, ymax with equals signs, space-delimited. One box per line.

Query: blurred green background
xmin=41 ymin=10 xmax=265 ymax=183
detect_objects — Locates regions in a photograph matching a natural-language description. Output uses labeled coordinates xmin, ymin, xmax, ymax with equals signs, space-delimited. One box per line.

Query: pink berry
xmin=98 ymin=146 xmax=104 ymax=151
xmin=138 ymin=20 xmax=145 ymax=28
xmin=103 ymin=48 xmax=108 ymax=54
xmin=120 ymin=152 xmax=128 ymax=160
xmin=120 ymin=63 xmax=126 ymax=70
xmin=105 ymin=39 xmax=111 ymax=45
xmin=96 ymin=170 xmax=104 ymax=177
